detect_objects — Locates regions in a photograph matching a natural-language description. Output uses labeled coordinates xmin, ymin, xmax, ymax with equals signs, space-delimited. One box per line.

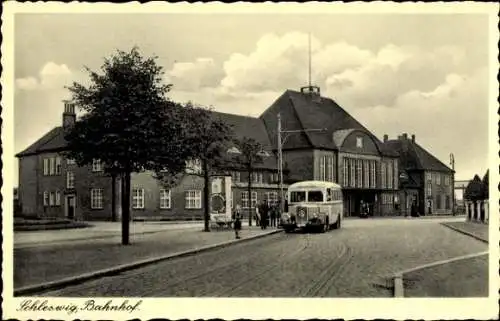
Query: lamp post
xmin=227 ymin=146 xmax=269 ymax=226
xmin=277 ymin=112 xmax=326 ymax=215
xmin=450 ymin=153 xmax=455 ymax=215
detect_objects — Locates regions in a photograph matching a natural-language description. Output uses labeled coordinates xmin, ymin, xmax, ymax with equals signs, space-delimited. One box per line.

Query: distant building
xmin=383 ymin=134 xmax=455 ymax=216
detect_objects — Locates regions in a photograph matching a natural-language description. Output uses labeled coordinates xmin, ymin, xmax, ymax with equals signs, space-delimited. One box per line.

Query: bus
xmin=281 ymin=181 xmax=343 ymax=233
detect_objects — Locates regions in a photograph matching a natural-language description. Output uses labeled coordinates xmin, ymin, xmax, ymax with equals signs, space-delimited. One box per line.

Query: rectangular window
xmin=343 ymin=158 xmax=349 ymax=186
xmin=55 ymin=190 xmax=61 ymax=206
xmin=436 ymin=194 xmax=442 ymax=209
xmin=350 ymin=158 xmax=356 ymax=187
xmin=266 ymin=192 xmax=278 ymax=205
xmin=258 ymin=172 xmax=263 ymax=183
xmin=49 ymin=157 xmax=56 ymax=175
xmin=91 ymin=188 xmax=104 ymax=209
xmin=327 ymin=156 xmax=334 ymax=182
xmin=186 ymin=159 xmax=202 ymax=174
xmin=437 ymin=173 xmax=441 ymax=185
xmin=370 ymin=160 xmax=376 ymax=188
xmin=241 ymin=191 xmax=249 ymax=208
xmin=132 ymin=188 xmax=145 ymax=209
xmin=66 ymin=171 xmax=75 ymax=189
xmin=251 ymin=191 xmax=257 ymax=208
xmin=43 ymin=158 xmax=49 ymax=175
xmin=446 ymin=195 xmax=450 ymax=209
xmin=232 ymin=171 xmax=241 ymax=183
xmin=356 ymin=159 xmax=362 ymax=188
xmin=49 ymin=192 xmax=55 ymax=206
xmin=394 ymin=160 xmax=399 ymax=188
xmin=363 ymin=160 xmax=369 ymax=188
xmin=67 ymin=158 xmax=76 ymax=165
xmin=55 ymin=156 xmax=62 ymax=175
xmin=427 ymin=172 xmax=432 ymax=181
xmin=319 ymin=156 xmax=326 ymax=181
xmin=92 ymin=159 xmax=103 ymax=172
xmin=185 ymin=190 xmax=201 ymax=209
xmin=43 ymin=191 xmax=49 ymax=206
xmin=356 ymin=137 xmax=363 ymax=148
xmin=444 ymin=175 xmax=450 ymax=186
xmin=159 ymin=189 xmax=171 ymax=209
xmin=381 ymin=162 xmax=387 ymax=189
xmin=252 ymin=172 xmax=263 ymax=183
xmin=387 ymin=160 xmax=393 ymax=189
xmin=427 ymin=182 xmax=432 ymax=196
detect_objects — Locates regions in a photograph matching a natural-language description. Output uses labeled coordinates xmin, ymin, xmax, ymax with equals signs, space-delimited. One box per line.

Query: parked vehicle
xmin=281 ymin=181 xmax=343 ymax=233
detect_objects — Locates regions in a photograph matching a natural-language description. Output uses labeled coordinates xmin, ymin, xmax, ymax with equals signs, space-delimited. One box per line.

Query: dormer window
xmin=356 ymin=137 xmax=363 ymax=148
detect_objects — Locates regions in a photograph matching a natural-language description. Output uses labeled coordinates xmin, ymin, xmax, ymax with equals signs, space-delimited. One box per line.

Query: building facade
xmin=260 ymin=86 xmax=399 ymax=217
xmin=16 ymin=103 xmax=282 ymax=221
xmin=17 ymin=87 xmax=455 ymax=220
xmin=383 ymin=133 xmax=455 ymax=215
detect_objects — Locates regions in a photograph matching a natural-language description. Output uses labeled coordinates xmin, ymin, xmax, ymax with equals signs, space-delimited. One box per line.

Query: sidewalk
xmin=441 ymin=221 xmax=489 ymax=243
xmin=14 ymin=224 xmax=281 ymax=294
xmin=14 ymin=221 xmax=206 ymax=248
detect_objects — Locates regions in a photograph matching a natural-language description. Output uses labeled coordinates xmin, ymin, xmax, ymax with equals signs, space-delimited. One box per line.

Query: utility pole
xmin=277 ymin=112 xmax=326 ymax=215
xmin=450 ymin=153 xmax=455 ymax=215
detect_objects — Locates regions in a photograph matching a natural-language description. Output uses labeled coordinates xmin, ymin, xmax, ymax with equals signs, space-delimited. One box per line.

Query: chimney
xmin=411 ymin=134 xmax=415 ymax=143
xmin=63 ymin=101 xmax=76 ymax=130
xmin=383 ymin=134 xmax=388 ymax=143
xmin=402 ymin=133 xmax=408 ymax=140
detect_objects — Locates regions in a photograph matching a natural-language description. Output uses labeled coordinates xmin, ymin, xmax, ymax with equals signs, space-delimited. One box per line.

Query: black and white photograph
xmin=2 ymin=2 xmax=498 ymax=320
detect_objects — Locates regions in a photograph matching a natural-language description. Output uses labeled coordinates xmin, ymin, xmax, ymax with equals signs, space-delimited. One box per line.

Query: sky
xmin=13 ymin=11 xmax=493 ymax=185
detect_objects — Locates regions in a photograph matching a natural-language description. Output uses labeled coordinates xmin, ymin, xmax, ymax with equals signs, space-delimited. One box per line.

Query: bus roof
xmin=288 ymin=180 xmax=342 ymax=190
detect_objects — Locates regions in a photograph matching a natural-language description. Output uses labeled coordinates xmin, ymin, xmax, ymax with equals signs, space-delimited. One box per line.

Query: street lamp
xmin=227 ymin=145 xmax=270 ymax=226
xmin=277 ymin=112 xmax=326 ymax=215
xmin=450 ymin=153 xmax=455 ymax=215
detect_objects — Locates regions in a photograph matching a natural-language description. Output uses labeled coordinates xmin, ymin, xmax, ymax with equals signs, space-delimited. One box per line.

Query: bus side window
xmin=327 ymin=188 xmax=332 ymax=201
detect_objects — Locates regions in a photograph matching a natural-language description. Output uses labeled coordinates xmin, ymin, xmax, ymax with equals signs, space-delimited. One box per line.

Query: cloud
xmin=16 ymin=62 xmax=75 ymax=91
xmin=166 ymin=58 xmax=223 ymax=91
xmin=349 ymin=67 xmax=489 ymax=180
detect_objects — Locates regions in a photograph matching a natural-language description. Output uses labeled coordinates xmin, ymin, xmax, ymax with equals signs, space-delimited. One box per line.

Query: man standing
xmin=270 ymin=204 xmax=277 ymax=227
xmin=259 ymin=200 xmax=268 ymax=229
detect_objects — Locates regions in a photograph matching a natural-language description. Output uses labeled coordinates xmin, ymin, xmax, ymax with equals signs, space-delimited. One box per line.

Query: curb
xmin=441 ymin=223 xmax=488 ymax=244
xmin=14 ymin=229 xmax=283 ymax=296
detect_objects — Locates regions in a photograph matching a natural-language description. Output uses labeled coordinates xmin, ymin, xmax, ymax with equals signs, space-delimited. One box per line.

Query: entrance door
xmin=66 ymin=195 xmax=76 ymax=219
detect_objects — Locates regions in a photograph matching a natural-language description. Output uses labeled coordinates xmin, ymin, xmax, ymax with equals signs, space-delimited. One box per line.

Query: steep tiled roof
xmin=384 ymin=138 xmax=453 ymax=172
xmin=16 ymin=112 xmax=279 ymax=170
xmin=260 ymin=90 xmax=397 ymax=156
xmin=16 ymin=127 xmax=67 ymax=157
xmin=212 ymin=111 xmax=278 ymax=170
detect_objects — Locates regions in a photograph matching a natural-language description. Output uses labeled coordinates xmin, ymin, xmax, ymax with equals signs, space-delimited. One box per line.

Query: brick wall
xmin=18 ymin=155 xmax=38 ymax=216
xmin=423 ymin=170 xmax=454 ymax=215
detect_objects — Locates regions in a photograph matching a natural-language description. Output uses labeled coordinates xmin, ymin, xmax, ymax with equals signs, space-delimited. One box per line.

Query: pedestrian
xmin=255 ymin=205 xmax=260 ymax=227
xmin=270 ymin=204 xmax=277 ymax=227
xmin=260 ymin=201 xmax=269 ymax=229
xmin=234 ymin=212 xmax=242 ymax=239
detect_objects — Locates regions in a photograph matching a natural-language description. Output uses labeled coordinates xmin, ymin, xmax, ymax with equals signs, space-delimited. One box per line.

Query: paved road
xmin=41 ymin=217 xmax=487 ymax=297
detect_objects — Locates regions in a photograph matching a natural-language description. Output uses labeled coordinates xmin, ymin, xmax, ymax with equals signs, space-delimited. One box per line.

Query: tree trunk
xmin=203 ymin=160 xmax=210 ymax=232
xmin=248 ymin=165 xmax=253 ymax=227
xmin=111 ymin=173 xmax=116 ymax=222
xmin=121 ymin=171 xmax=131 ymax=245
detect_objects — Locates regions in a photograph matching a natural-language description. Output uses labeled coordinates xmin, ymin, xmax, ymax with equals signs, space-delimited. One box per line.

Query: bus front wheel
xmin=334 ymin=215 xmax=341 ymax=229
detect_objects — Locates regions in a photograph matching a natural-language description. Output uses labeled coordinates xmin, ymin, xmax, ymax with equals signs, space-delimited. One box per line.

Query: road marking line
xmin=391 ymin=250 xmax=488 ymax=298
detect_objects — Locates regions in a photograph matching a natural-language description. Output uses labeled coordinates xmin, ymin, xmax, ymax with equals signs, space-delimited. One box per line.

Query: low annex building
xmin=383 ymin=133 xmax=455 ymax=216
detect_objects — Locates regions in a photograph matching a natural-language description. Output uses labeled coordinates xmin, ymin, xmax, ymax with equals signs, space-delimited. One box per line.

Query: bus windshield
xmin=290 ymin=191 xmax=306 ymax=203
xmin=307 ymin=190 xmax=324 ymax=202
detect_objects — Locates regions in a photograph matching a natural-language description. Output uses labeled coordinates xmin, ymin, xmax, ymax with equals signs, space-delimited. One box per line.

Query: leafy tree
xmin=464 ymin=174 xmax=484 ymax=202
xmin=155 ymin=104 xmax=233 ymax=232
xmin=233 ymin=137 xmax=266 ymax=226
xmin=64 ymin=47 xmax=198 ymax=245
xmin=482 ymin=170 xmax=489 ymax=199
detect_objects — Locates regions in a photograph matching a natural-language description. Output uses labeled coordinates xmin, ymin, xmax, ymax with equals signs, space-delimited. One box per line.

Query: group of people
xmin=231 ymin=201 xmax=281 ymax=238
xmin=255 ymin=200 xmax=280 ymax=229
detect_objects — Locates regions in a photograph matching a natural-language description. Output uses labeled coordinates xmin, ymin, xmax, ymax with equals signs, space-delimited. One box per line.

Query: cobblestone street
xmin=40 ymin=217 xmax=487 ymax=297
